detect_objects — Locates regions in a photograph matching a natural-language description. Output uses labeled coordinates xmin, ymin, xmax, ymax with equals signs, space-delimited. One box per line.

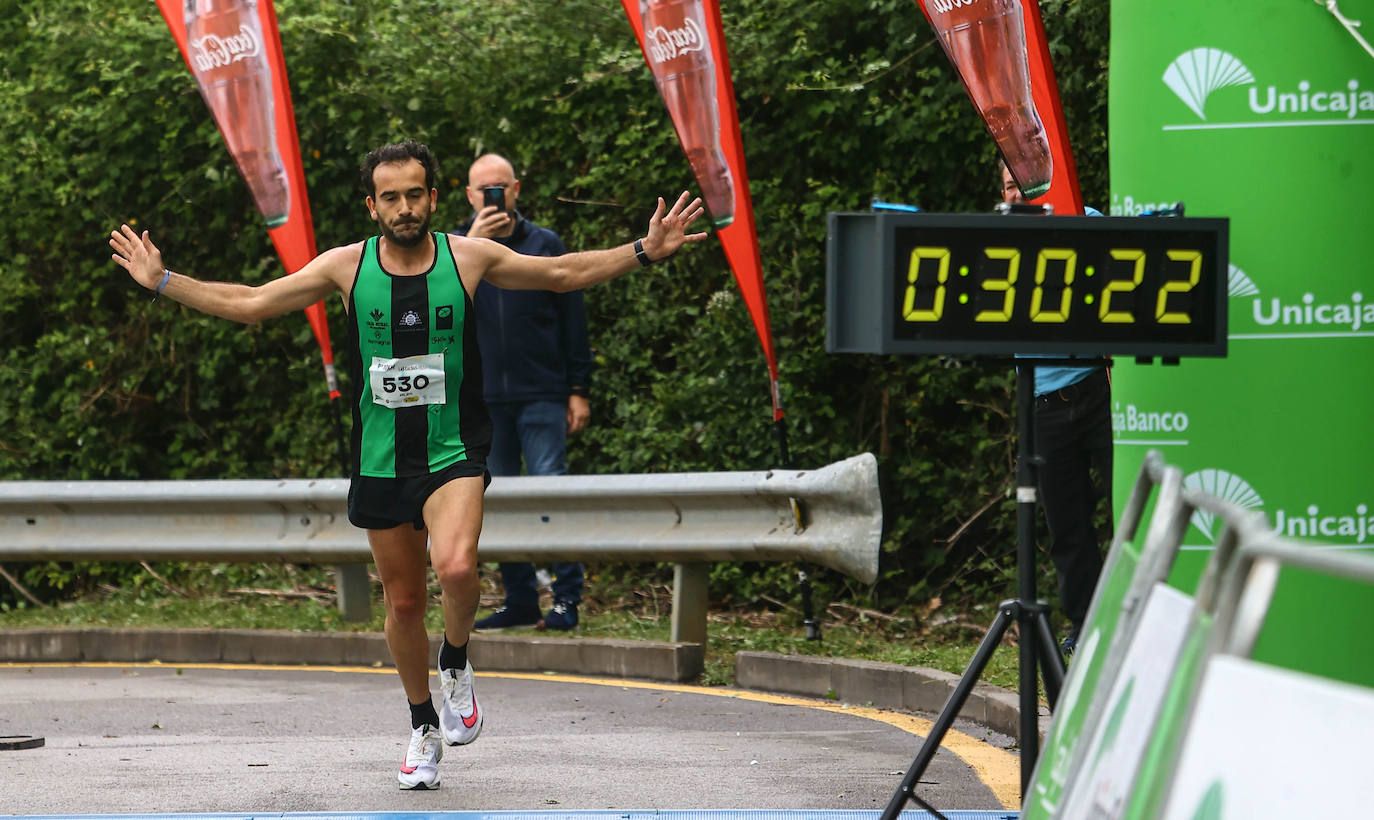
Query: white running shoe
xmin=437 ymin=654 xmax=484 ymax=746
xmin=397 ymin=724 xmax=442 ymax=790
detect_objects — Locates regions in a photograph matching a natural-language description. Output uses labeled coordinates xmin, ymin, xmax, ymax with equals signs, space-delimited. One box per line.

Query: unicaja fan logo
xmin=1162 ymin=47 xmax=1374 ymax=129
xmin=1228 ymin=263 xmax=1373 ymax=338
xmin=1183 ymin=468 xmax=1374 ymax=545
xmin=1183 ymin=468 xmax=1264 ymax=542
xmin=1227 ymin=264 xmax=1258 ymax=298
xmin=1162 ymin=48 xmax=1255 ymax=120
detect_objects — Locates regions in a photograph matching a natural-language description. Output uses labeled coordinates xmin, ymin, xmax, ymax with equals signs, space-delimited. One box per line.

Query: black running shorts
xmin=347 ymin=460 xmax=491 ymax=531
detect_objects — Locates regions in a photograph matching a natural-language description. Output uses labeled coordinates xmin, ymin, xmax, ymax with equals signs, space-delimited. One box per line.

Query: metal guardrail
xmin=0 ymin=453 xmax=883 ymax=642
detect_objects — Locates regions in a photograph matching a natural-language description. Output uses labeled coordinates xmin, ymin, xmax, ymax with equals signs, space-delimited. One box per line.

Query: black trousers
xmin=1033 ymin=368 xmax=1113 ymax=632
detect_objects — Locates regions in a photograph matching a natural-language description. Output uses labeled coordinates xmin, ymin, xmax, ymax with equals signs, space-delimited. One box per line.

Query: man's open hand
xmin=640 ymin=192 xmax=708 ymax=262
xmin=109 ymin=224 xmax=165 ymax=291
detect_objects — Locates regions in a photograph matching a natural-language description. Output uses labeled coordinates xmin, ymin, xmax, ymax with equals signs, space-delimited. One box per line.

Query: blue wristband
xmin=155 ymin=269 xmax=171 ymax=295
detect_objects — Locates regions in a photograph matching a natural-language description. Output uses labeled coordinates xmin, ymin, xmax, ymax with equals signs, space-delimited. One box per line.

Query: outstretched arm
xmin=473 ymin=192 xmax=708 ymax=293
xmin=109 ymin=224 xmax=347 ymax=324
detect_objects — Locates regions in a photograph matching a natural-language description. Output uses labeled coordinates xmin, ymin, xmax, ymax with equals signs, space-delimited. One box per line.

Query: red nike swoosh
xmin=400 ymin=762 xmax=418 ymax=774
xmin=462 ymin=702 xmax=479 ymax=729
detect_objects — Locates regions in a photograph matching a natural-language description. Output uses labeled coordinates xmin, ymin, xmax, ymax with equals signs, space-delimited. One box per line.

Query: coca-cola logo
xmin=929 ymin=0 xmax=983 ymax=12
xmin=189 ymin=25 xmax=261 ymax=74
xmin=645 ymin=18 xmax=705 ymax=64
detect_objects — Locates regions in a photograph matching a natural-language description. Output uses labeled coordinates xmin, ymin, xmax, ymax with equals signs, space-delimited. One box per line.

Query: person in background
xmin=1001 ymin=159 xmax=1113 ymax=657
xmin=456 ymin=154 xmax=590 ymax=633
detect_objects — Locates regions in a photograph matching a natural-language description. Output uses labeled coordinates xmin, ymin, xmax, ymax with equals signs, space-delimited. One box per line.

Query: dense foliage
xmin=0 ymin=0 xmax=1108 ymax=615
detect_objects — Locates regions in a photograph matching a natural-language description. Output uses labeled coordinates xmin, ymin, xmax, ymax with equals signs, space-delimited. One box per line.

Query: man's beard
xmin=380 ymin=211 xmax=431 ymax=247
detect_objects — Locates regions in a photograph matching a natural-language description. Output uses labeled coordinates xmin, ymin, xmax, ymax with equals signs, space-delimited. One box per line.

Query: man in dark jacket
xmin=455 ymin=153 xmax=591 ymax=631
xmin=1001 ymin=159 xmax=1112 ymax=657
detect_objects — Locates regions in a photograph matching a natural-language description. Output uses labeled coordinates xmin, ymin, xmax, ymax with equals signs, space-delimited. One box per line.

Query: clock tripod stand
xmin=880 ymin=361 xmax=1069 ymax=820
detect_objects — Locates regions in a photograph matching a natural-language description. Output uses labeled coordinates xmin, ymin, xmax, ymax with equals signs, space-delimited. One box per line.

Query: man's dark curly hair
xmin=359 ymin=140 xmax=437 ymax=197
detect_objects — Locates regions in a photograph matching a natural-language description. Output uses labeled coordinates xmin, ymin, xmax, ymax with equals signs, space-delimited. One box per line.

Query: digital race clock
xmin=826 ymin=212 xmax=1229 ymax=357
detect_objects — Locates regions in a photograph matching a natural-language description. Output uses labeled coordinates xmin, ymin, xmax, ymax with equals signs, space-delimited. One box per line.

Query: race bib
xmin=369 ymin=353 xmax=446 ymax=409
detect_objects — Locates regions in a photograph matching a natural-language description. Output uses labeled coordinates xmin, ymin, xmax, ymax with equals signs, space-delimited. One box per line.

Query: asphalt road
xmin=0 ymin=663 xmax=1015 ymax=815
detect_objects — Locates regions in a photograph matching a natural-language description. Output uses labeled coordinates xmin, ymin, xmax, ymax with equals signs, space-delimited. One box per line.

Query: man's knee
xmin=432 ymin=547 xmax=479 ymax=591
xmin=384 ymin=585 xmax=428 ymax=623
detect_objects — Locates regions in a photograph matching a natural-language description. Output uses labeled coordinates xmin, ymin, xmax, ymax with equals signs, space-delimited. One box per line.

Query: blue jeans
xmin=487 ymin=400 xmax=584 ymax=608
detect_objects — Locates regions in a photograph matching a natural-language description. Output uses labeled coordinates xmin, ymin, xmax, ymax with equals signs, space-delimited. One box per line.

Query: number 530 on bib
xmin=369 ymin=353 xmax=447 ymax=409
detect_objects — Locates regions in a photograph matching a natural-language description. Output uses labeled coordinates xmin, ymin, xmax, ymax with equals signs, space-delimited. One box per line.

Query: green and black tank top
xmin=347 ymin=233 xmax=490 ymax=478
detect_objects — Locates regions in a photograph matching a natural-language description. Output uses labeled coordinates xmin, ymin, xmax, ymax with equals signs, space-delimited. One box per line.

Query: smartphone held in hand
xmin=483 ymin=185 xmax=505 ymax=213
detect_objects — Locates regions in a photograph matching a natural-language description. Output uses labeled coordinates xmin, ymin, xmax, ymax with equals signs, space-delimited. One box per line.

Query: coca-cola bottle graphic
xmin=641 ymin=0 xmax=735 ymax=228
xmin=185 ymin=0 xmax=290 ymax=227
xmin=926 ymin=0 xmax=1053 ymax=199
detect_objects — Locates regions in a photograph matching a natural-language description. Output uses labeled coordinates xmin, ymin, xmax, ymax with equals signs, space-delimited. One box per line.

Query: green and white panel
xmin=1108 ymin=0 xmax=1374 ymax=574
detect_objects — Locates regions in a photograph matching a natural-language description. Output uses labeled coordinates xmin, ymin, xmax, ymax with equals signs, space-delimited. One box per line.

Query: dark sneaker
xmin=473 ymin=604 xmax=540 ymax=632
xmin=539 ymin=601 xmax=579 ymax=631
xmin=1060 ymin=625 xmax=1080 ymax=659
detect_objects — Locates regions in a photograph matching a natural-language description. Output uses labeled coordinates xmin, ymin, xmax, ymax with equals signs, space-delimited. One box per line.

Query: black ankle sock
xmin=409 ymin=697 xmax=440 ymax=730
xmin=439 ymin=637 xmax=468 ymax=672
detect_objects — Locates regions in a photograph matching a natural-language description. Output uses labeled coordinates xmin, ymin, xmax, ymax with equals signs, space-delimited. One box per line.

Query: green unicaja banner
xmin=1109 ymin=1 xmax=1374 ymax=564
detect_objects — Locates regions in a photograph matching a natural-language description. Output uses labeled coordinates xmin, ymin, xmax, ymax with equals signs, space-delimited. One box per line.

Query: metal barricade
xmin=0 ymin=453 xmax=883 ymax=641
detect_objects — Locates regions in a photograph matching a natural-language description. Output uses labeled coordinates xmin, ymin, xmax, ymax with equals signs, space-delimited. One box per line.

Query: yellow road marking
xmin=4 ymin=661 xmax=1020 ymax=808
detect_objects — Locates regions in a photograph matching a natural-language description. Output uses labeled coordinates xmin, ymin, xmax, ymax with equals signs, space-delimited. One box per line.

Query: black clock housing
xmin=826 ymin=212 xmax=1229 ymax=357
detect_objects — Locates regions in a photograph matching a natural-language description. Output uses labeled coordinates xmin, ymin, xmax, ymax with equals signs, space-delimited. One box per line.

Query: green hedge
xmin=0 ymin=0 xmax=1107 ymax=613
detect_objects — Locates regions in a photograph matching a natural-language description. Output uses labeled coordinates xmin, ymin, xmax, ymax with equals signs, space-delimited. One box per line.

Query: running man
xmin=109 ymin=139 xmax=706 ymax=789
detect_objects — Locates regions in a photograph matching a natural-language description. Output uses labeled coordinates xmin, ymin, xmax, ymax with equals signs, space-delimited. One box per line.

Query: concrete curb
xmin=0 ymin=629 xmax=1039 ymax=739
xmin=0 ymin=628 xmax=704 ymax=683
xmin=735 ymin=650 xmax=1050 ymax=742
